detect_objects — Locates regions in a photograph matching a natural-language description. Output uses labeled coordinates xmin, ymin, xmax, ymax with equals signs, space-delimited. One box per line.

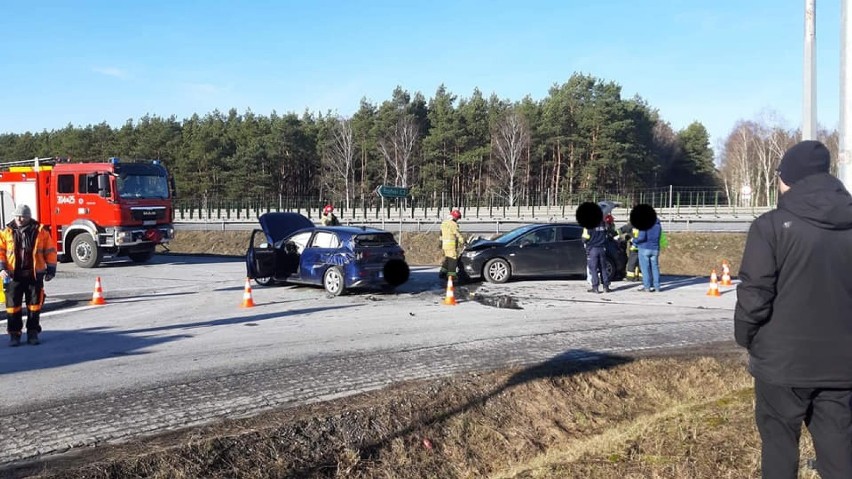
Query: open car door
xmin=246 ymin=229 xmax=276 ymax=279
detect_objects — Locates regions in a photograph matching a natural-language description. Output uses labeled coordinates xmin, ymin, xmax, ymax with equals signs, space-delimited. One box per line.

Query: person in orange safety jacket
xmin=0 ymin=204 xmax=57 ymax=346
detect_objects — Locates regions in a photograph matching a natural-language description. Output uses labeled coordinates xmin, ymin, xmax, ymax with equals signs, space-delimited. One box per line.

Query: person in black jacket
xmin=735 ymin=140 xmax=852 ymax=479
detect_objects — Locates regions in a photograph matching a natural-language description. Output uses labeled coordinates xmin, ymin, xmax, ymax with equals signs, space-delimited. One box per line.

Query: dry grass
xmin=16 ymin=354 xmax=822 ymax=479
xmin=660 ymin=233 xmax=745 ymax=277
xmin=167 ymin=231 xmax=747 ymax=277
xmin=167 ymin=230 xmax=252 ymax=257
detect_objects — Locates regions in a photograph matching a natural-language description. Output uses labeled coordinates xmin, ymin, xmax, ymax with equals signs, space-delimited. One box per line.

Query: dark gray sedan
xmin=458 ymin=223 xmax=627 ymax=284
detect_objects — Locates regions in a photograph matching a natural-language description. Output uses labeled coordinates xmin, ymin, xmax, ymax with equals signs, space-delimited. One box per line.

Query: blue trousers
xmin=587 ymin=246 xmax=609 ymax=289
xmin=638 ymin=248 xmax=660 ymax=291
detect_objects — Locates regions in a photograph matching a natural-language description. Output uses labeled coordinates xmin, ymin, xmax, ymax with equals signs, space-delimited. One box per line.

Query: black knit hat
xmin=777 ymin=140 xmax=831 ymax=185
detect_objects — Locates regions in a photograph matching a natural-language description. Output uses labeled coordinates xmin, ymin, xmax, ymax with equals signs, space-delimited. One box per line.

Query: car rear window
xmin=354 ymin=233 xmax=398 ymax=247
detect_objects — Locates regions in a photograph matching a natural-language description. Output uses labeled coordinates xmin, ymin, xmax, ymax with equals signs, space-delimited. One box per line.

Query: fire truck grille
xmin=131 ymin=208 xmax=166 ymax=221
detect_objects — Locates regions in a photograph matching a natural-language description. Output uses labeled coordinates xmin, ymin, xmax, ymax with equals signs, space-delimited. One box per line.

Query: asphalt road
xmin=0 ymin=254 xmax=739 ymax=468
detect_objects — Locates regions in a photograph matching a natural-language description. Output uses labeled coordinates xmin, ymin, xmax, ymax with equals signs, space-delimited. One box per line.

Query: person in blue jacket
xmin=633 ymin=218 xmax=662 ymax=292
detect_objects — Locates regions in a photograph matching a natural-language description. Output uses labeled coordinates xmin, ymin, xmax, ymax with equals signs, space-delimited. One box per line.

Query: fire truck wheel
xmin=70 ymin=234 xmax=103 ymax=269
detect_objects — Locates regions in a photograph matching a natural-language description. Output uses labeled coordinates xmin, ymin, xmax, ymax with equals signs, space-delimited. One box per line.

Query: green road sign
xmin=376 ymin=185 xmax=409 ymax=198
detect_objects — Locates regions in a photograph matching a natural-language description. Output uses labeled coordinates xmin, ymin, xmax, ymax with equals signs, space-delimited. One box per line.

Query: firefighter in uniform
xmin=321 ymin=204 xmax=341 ymax=226
xmin=619 ymin=222 xmax=641 ymax=281
xmin=439 ymin=209 xmax=465 ymax=280
xmin=604 ymin=214 xmax=617 ymax=238
xmin=1 ymin=204 xmax=57 ymax=346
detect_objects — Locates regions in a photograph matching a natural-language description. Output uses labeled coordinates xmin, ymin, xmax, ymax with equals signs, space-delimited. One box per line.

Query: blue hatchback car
xmin=245 ymin=212 xmax=410 ymax=296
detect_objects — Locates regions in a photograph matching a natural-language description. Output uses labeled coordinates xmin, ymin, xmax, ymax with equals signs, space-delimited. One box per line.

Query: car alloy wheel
xmin=484 ymin=258 xmax=511 ymax=284
xmin=324 ymin=266 xmax=345 ymax=296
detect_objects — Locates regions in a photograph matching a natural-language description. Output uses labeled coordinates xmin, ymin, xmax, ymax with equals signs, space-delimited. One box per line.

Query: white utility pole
xmin=804 ymin=0 xmax=817 ymax=140
xmin=841 ymin=0 xmax=852 ymax=190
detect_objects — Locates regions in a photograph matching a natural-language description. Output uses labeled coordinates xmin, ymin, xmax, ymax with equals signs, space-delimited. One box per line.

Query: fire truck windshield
xmin=117 ymin=173 xmax=169 ymax=199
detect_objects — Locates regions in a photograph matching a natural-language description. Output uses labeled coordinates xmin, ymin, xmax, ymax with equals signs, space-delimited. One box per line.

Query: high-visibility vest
xmin=0 ymin=223 xmax=57 ymax=276
xmin=441 ymin=219 xmax=464 ymax=251
xmin=630 ymin=228 xmax=639 ymax=251
xmin=321 ymin=213 xmax=340 ymax=226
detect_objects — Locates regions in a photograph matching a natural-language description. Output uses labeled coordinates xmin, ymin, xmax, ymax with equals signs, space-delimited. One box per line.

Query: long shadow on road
xmin=125 ymin=305 xmax=363 ymax=334
xmin=0 ymin=305 xmax=361 ymax=375
xmin=95 ymin=254 xmax=245 ymax=269
xmin=0 ymin=326 xmax=191 ymax=376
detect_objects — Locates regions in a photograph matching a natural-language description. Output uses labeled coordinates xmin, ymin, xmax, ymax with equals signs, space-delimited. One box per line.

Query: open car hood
xmin=258 ymin=212 xmax=315 ymax=244
xmin=465 ymin=239 xmax=502 ymax=251
xmin=598 ymin=200 xmax=620 ymax=216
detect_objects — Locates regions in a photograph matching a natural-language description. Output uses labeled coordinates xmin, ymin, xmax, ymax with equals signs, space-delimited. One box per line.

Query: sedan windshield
xmin=491 ymin=225 xmax=539 ymax=243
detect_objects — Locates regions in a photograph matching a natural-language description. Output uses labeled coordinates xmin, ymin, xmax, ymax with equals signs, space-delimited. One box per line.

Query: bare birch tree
xmin=322 ymin=117 xmax=355 ymax=209
xmin=719 ymin=111 xmax=798 ymax=208
xmin=752 ymin=122 xmax=776 ymax=207
xmin=760 ymin=126 xmax=795 ymax=206
xmin=377 ymin=115 xmax=418 ymax=187
xmin=491 ymin=109 xmax=530 ymax=206
xmin=752 ymin=111 xmax=794 ymax=206
xmin=720 ymin=121 xmax=759 ymax=207
xmin=819 ymin=127 xmax=840 ymax=176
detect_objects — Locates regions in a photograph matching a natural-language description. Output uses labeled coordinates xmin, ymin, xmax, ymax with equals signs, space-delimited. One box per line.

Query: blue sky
xmin=0 ymin=0 xmax=843 ymax=153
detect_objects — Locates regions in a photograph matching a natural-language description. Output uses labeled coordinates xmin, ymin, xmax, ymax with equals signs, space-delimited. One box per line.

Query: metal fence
xmin=174 ymin=201 xmax=771 ymax=224
xmin=174 ymin=186 xmax=774 ymax=222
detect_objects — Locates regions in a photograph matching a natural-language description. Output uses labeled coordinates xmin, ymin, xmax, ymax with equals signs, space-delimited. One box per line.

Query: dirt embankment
xmin=167 ymin=231 xmax=747 ymax=277
xmin=19 ymin=352 xmax=815 ymax=479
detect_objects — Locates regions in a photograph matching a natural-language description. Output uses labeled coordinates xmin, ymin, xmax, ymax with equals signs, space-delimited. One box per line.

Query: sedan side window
xmin=559 ymin=226 xmax=583 ymax=241
xmin=286 ymin=232 xmax=313 ymax=254
xmin=535 ymin=227 xmax=555 ymax=243
xmin=311 ymin=231 xmax=341 ymax=249
xmin=517 ymin=228 xmax=554 ymax=246
xmin=516 ymin=232 xmax=537 ymax=246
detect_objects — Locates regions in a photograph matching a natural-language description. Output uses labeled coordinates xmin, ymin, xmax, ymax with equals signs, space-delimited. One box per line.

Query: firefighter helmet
xmin=450 ymin=209 xmax=462 ymax=220
xmin=323 ymin=204 xmax=334 ymax=215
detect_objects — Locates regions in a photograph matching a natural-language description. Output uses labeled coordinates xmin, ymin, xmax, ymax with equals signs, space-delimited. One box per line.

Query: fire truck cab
xmin=0 ymin=157 xmax=175 ymax=268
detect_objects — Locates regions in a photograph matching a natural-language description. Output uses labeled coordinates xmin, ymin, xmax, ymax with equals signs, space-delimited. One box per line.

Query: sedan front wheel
xmin=483 ymin=258 xmax=511 ymax=284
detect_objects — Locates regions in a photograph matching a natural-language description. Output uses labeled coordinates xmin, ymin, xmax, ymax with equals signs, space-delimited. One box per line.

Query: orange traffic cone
xmin=721 ymin=261 xmax=733 ymax=286
xmin=443 ymin=276 xmax=457 ymax=306
xmin=241 ymin=278 xmax=256 ymax=308
xmin=706 ymin=269 xmax=721 ymax=297
xmin=90 ymin=277 xmax=106 ymax=305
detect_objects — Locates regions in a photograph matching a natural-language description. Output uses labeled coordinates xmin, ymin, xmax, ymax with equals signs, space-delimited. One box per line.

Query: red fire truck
xmin=0 ymin=157 xmax=175 ymax=268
